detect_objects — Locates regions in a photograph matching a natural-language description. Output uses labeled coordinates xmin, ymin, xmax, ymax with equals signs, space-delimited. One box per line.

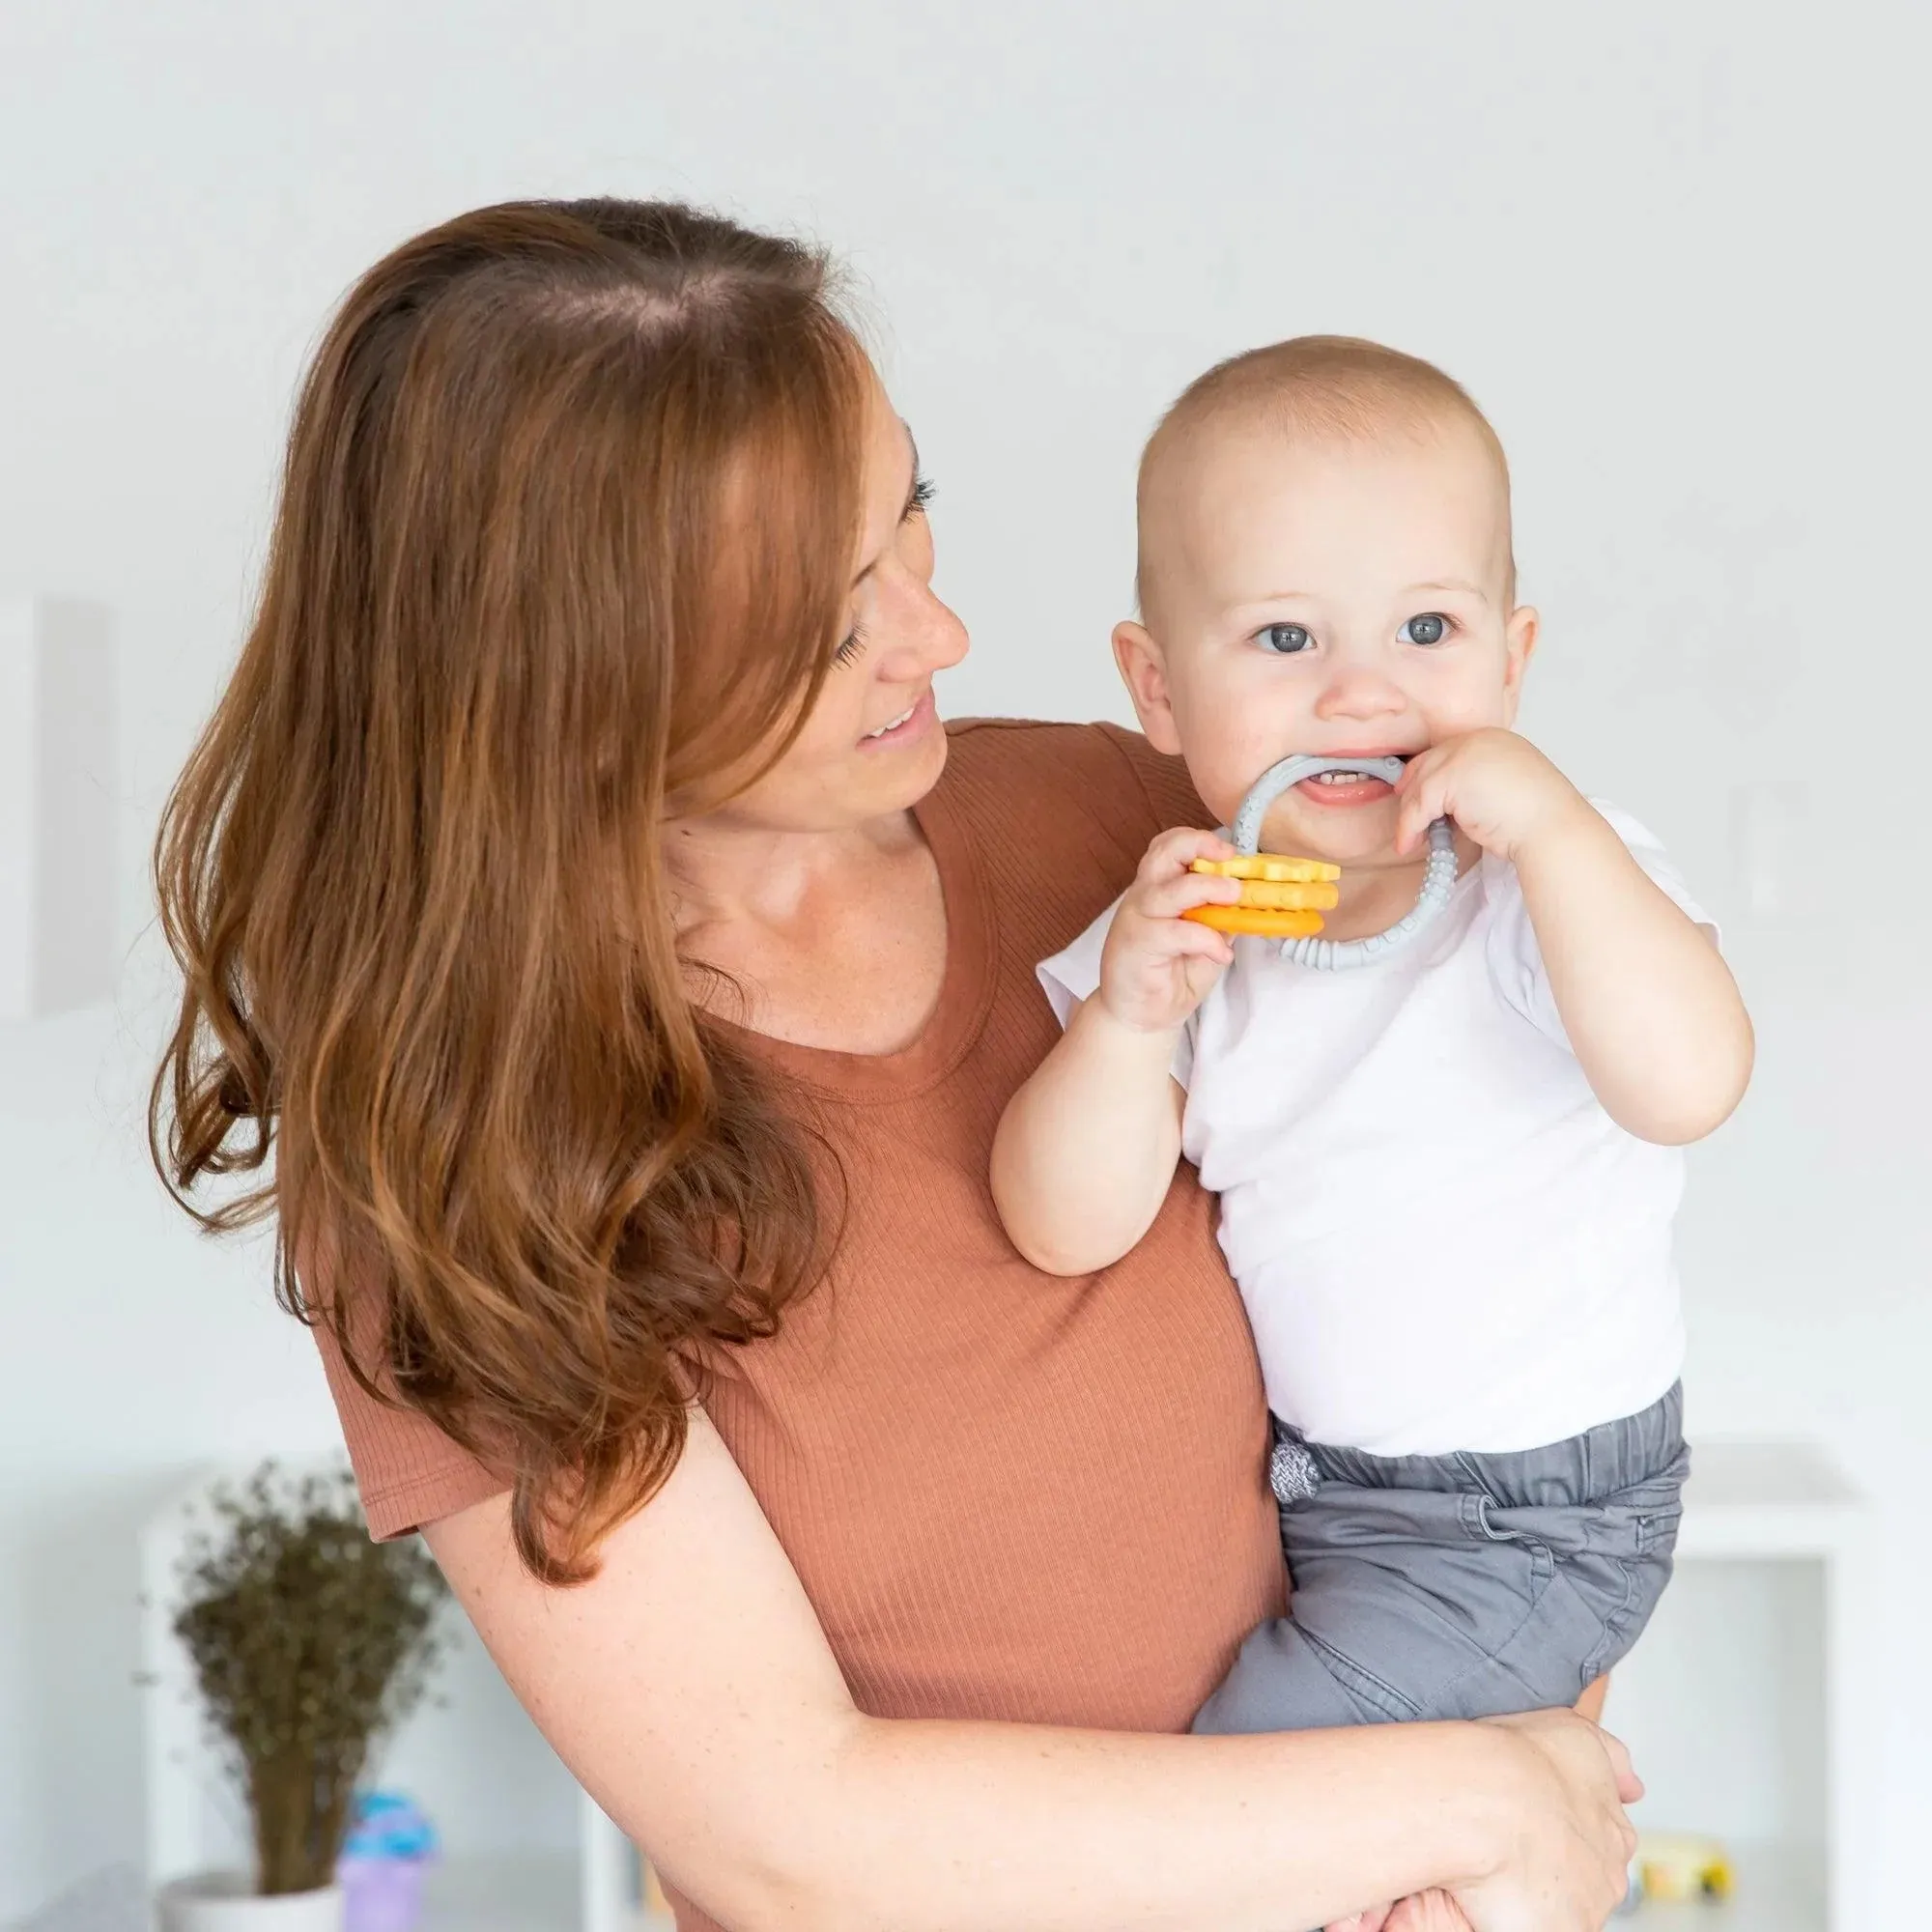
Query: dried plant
xmin=173 ymin=1463 xmax=449 ymax=1894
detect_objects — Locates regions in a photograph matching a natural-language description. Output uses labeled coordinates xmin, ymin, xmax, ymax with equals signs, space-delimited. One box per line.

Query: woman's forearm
xmin=783 ymin=1712 xmax=1521 ymax=1932
xmin=430 ymin=1417 xmax=1624 ymax=1932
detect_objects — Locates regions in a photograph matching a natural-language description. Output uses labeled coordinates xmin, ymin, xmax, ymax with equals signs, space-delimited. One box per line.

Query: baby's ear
xmin=1112 ymin=621 xmax=1184 ymax=754
xmin=1501 ymin=604 xmax=1541 ymax=723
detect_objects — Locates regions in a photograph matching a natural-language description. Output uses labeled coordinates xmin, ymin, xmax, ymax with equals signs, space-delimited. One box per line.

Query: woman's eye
xmin=1256 ymin=623 xmax=1314 ymax=655
xmin=1399 ymin=612 xmax=1450 ymax=646
xmin=834 ymin=625 xmax=867 ymax=667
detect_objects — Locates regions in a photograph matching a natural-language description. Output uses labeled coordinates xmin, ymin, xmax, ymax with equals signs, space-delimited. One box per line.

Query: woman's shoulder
xmin=939 ymin=717 xmax=1207 ymax=860
xmin=932 ymin=719 xmax=1209 ymax=959
xmin=298 ymin=1229 xmax=512 ymax=1542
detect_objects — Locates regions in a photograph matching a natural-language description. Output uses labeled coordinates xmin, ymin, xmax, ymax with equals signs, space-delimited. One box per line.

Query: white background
xmin=2 ymin=0 xmax=1927 ymax=1919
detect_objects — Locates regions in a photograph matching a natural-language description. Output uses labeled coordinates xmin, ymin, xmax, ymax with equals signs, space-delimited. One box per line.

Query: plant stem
xmin=252 ymin=1748 xmax=322 ymax=1893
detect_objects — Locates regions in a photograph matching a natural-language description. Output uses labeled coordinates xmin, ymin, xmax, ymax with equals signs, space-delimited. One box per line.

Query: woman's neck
xmin=665 ymin=808 xmax=924 ymax=933
xmin=665 ymin=805 xmax=950 ymax=1055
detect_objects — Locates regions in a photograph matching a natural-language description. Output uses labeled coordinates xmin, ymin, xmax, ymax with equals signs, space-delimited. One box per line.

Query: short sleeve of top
xmin=1483 ymin=800 xmax=1718 ymax=1048
xmin=303 ymin=1248 xmax=513 ymax=1542
xmin=1038 ymin=798 xmax=1714 ymax=1084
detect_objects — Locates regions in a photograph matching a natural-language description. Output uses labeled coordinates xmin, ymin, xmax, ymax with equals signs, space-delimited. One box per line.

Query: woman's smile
xmin=858 ymin=686 xmax=936 ymax=749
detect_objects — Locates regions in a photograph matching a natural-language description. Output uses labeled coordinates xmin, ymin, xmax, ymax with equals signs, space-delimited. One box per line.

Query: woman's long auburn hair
xmin=152 ymin=199 xmax=868 ymax=1582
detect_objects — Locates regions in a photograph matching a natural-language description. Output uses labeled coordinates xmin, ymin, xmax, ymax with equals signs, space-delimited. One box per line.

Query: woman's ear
xmin=1500 ymin=604 xmax=1540 ymax=725
xmin=1112 ymin=621 xmax=1183 ymax=753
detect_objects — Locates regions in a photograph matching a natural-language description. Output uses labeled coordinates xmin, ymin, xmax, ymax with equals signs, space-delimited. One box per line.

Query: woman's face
xmin=712 ymin=371 xmax=968 ymax=835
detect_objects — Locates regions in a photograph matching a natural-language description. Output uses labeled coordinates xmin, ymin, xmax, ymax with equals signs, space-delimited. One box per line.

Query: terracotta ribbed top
xmin=312 ymin=720 xmax=1283 ymax=1928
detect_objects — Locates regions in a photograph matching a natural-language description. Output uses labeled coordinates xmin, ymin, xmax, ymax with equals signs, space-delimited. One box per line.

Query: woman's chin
xmin=855 ymin=720 xmax=950 ymax=817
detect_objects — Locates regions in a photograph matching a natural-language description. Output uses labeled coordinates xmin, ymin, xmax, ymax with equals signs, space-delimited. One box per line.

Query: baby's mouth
xmin=1293 ymin=755 xmax=1408 ymax=808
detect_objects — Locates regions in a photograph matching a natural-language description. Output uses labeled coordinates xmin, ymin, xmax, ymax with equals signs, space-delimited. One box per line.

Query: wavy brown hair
xmin=152 ymin=198 xmax=867 ymax=1582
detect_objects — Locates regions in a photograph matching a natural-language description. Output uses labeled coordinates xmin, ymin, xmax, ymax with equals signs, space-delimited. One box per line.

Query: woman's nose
xmin=879 ymin=573 xmax=970 ymax=678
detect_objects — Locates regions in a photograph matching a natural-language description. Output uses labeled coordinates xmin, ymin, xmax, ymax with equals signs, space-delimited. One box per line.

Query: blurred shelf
xmin=1675 ymin=1440 xmax=1859 ymax=1561
xmin=412 ymin=1853 xmax=679 ymax=1932
xmin=418 ymin=1854 xmax=581 ymax=1932
xmin=1627 ymin=1840 xmax=1826 ymax=1930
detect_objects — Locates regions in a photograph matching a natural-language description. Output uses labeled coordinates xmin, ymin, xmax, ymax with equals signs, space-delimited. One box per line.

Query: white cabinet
xmin=1614 ymin=1440 xmax=1871 ymax=1930
xmin=0 ymin=598 xmax=117 ymax=1019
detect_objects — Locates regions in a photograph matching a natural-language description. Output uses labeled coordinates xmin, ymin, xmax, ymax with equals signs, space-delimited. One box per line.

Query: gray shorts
xmin=1194 ymin=1385 xmax=1689 ymax=1733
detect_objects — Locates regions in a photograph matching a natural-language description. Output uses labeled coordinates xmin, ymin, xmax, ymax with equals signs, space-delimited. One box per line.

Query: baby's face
xmin=1122 ymin=419 xmax=1537 ymax=869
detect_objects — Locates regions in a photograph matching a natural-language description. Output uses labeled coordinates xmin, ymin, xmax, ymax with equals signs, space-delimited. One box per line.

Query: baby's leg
xmin=1195 ymin=1389 xmax=1688 ymax=1736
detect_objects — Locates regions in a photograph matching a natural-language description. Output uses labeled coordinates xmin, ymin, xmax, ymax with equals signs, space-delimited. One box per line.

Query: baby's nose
xmin=1313 ymin=666 xmax=1407 ymax=719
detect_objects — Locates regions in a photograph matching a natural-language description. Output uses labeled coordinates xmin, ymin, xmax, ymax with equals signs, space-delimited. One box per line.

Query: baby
xmin=992 ymin=337 xmax=1753 ymax=1739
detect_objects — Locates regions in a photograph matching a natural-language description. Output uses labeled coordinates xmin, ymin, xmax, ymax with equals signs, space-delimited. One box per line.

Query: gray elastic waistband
xmin=1282 ymin=1384 xmax=1686 ymax=1511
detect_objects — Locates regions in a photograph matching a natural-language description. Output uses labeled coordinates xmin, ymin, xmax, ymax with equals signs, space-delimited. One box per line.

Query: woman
xmin=152 ymin=197 xmax=1636 ymax=1932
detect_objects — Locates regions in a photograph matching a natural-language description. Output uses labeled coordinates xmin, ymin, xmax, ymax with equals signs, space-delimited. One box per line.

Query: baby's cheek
xmin=1175 ymin=706 xmax=1269 ymax=804
xmin=1428 ymin=631 xmax=1520 ymax=729
xmin=1179 ymin=734 xmax=1264 ymax=829
xmin=1421 ymin=676 xmax=1515 ymax=740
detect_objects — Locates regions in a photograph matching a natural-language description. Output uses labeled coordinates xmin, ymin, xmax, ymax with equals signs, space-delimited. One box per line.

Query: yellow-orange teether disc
xmin=1228 ymin=878 xmax=1340 ymax=912
xmin=1181 ymin=904 xmax=1325 ymax=938
xmin=1191 ymin=853 xmax=1342 ymax=884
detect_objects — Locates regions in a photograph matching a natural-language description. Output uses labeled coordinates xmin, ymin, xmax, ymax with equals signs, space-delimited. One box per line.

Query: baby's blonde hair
xmin=1136 ymin=335 xmax=1515 ymax=617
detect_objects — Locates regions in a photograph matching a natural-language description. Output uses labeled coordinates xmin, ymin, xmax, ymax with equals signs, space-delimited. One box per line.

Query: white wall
xmin=2 ymin=0 xmax=1927 ymax=1917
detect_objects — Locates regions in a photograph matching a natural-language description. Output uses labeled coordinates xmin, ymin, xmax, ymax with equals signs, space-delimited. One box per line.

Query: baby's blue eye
xmin=1399 ymin=612 xmax=1449 ymax=646
xmin=1256 ymin=623 xmax=1313 ymax=655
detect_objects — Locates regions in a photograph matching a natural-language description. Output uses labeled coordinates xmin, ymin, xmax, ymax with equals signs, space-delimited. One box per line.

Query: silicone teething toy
xmin=1182 ymin=853 xmax=1339 ymax=939
xmin=1180 ymin=754 xmax=1459 ymax=970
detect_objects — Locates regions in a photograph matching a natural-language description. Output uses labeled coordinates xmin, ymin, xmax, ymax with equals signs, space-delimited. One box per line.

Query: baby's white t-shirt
xmin=1037 ymin=802 xmax=1710 ymax=1459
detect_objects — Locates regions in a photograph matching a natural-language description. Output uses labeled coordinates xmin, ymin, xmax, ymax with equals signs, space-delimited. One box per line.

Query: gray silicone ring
xmin=1230 ymin=754 xmax=1457 ymax=970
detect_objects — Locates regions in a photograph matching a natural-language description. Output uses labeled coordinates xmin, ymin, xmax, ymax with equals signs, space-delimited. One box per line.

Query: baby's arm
xmin=1396 ymin=730 xmax=1754 ymax=1145
xmin=992 ymin=828 xmax=1241 ymax=1274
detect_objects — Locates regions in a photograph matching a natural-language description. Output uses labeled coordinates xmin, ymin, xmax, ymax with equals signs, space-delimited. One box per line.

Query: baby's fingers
xmin=1393 ymin=760 xmax=1451 ymax=856
xmin=1132 ymin=864 xmax=1242 ymax=923
xmin=1170 ymin=920 xmax=1236 ymax=970
xmin=1118 ymin=899 xmax=1238 ymax=971
xmin=1136 ymin=825 xmax=1239 ymax=885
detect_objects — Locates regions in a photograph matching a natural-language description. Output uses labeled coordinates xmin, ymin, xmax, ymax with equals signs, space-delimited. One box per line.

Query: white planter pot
xmin=156 ymin=1874 xmax=345 ymax=1932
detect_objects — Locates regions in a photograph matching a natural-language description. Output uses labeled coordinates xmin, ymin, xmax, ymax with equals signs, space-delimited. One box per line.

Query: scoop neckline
xmin=723 ymin=768 xmax=1000 ymax=1104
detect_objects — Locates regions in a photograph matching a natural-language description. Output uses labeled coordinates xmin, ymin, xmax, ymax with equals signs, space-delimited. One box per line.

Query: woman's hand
xmin=1095 ymin=827 xmax=1240 ymax=1035
xmin=1328 ymin=1887 xmax=1465 ymax=1931
xmin=1332 ymin=1709 xmax=1637 ymax=1932
xmin=1450 ymin=1708 xmax=1639 ymax=1930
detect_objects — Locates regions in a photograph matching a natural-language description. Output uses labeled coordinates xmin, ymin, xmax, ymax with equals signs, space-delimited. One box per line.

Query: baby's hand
xmin=1096 ymin=828 xmax=1243 ymax=1035
xmin=1393 ymin=728 xmax=1593 ymax=866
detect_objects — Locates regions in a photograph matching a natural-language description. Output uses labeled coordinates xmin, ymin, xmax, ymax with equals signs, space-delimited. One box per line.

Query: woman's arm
xmin=426 ymin=1406 xmax=1637 ymax=1932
